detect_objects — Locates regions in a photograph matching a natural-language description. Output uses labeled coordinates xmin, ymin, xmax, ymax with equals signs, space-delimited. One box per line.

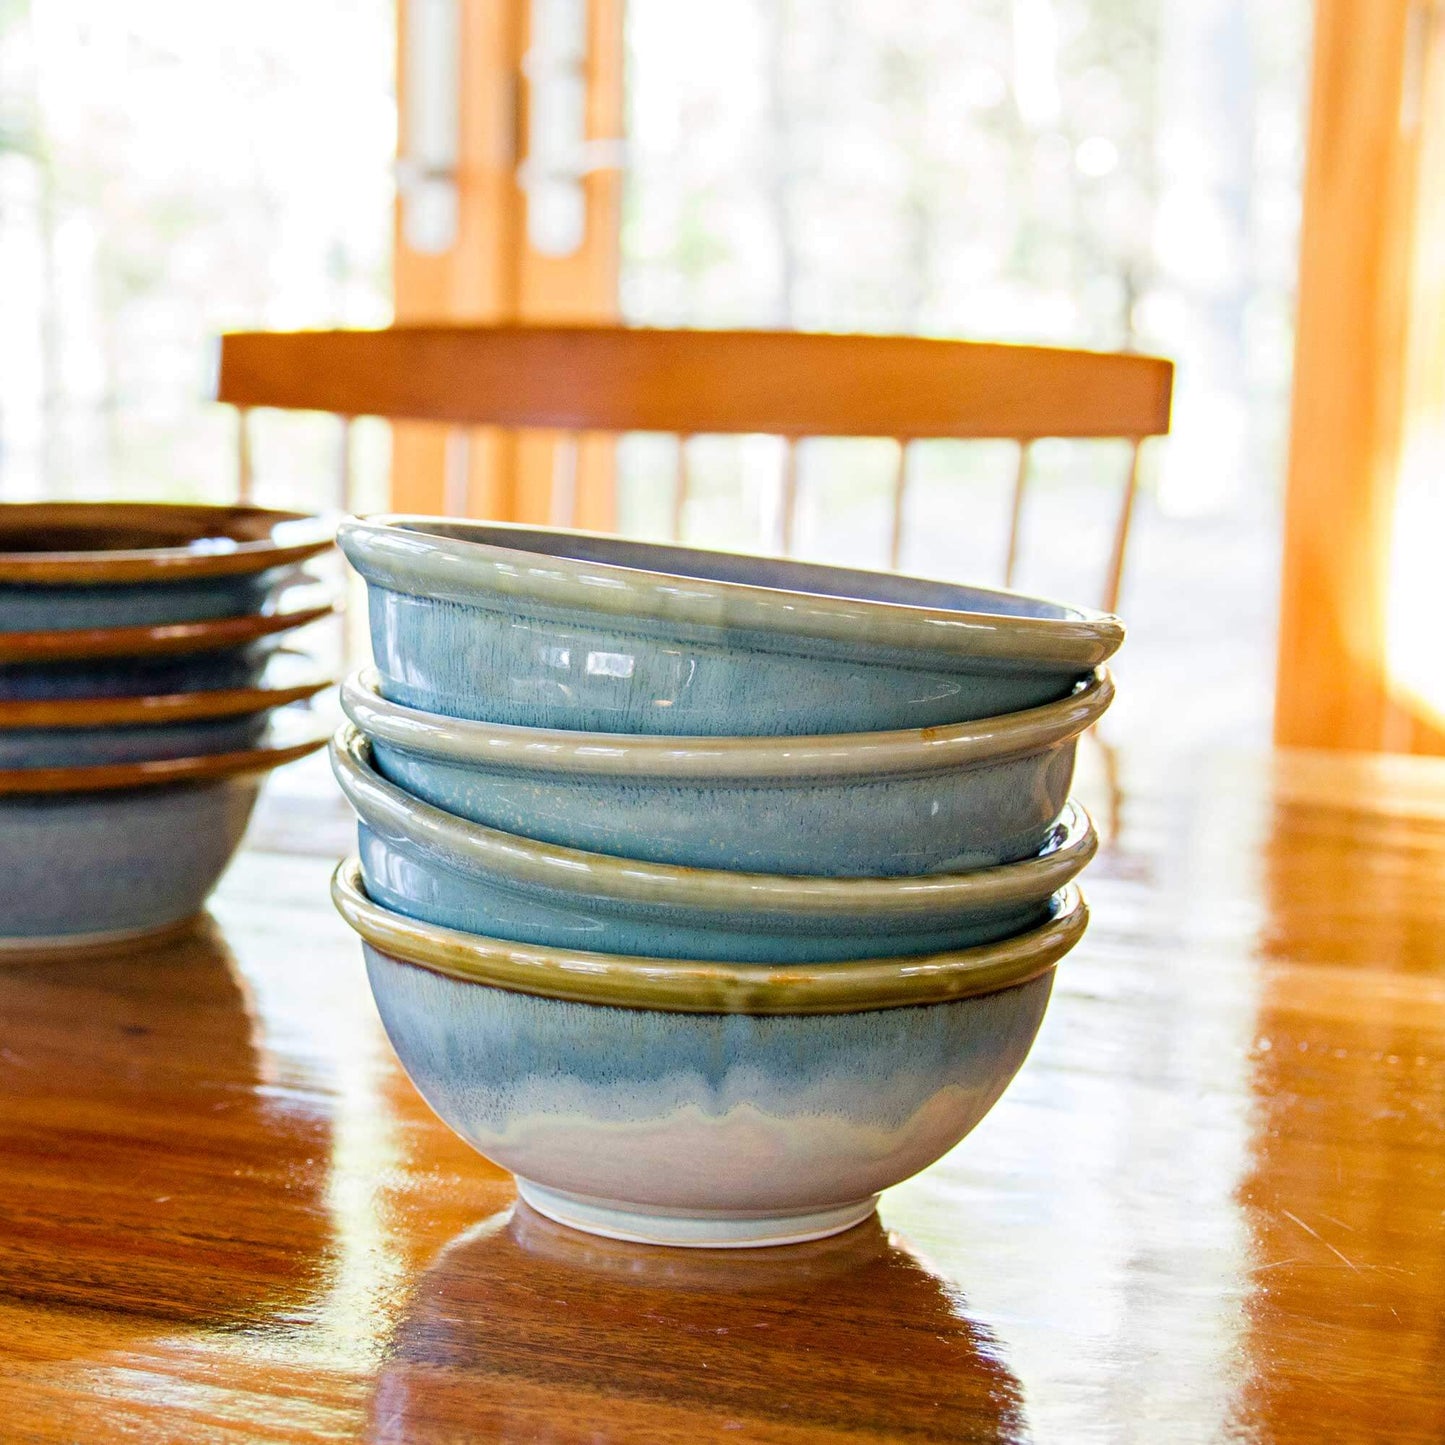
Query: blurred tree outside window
xmin=620 ymin=0 xmax=1311 ymax=747
xmin=0 ymin=0 xmax=395 ymax=514
xmin=0 ymin=0 xmax=1309 ymax=748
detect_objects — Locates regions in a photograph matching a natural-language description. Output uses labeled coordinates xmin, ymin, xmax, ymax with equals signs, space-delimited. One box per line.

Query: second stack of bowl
xmin=0 ymin=501 xmax=336 ymax=950
xmin=331 ymin=516 xmax=1120 ymax=1247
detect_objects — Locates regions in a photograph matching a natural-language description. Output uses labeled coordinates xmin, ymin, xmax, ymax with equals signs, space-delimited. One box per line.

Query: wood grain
xmin=2 ymin=743 xmax=1443 ymax=1440
xmin=217 ymin=325 xmax=1174 ymax=442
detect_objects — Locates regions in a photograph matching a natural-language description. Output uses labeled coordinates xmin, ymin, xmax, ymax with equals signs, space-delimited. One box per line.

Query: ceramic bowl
xmin=0 ymin=502 xmax=333 ymax=633
xmin=0 ymin=651 xmax=330 ymax=768
xmin=331 ymin=725 xmax=1095 ymax=963
xmin=0 ymin=639 xmax=293 ymax=702
xmin=342 ymin=665 xmax=1110 ymax=876
xmin=0 ymin=711 xmax=274 ymax=769
xmin=332 ymin=856 xmax=1086 ymax=1247
xmin=0 ymin=583 xmax=336 ymax=665
xmin=0 ymin=645 xmax=328 ymax=715
xmin=338 ymin=516 xmax=1123 ymax=736
xmin=0 ymin=725 xmax=328 ymax=950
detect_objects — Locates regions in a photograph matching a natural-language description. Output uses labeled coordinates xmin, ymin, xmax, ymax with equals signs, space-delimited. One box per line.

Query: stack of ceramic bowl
xmin=331 ymin=517 xmax=1121 ymax=1248
xmin=0 ymin=502 xmax=336 ymax=953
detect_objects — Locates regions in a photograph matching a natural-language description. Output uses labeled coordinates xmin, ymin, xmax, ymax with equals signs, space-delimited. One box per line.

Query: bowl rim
xmin=330 ymin=724 xmax=1097 ymax=918
xmin=338 ymin=515 xmax=1123 ymax=670
xmin=0 ymin=650 xmax=332 ymax=729
xmin=332 ymin=855 xmax=1086 ymax=1014
xmin=342 ymin=665 xmax=1111 ymax=780
xmin=0 ymin=502 xmax=335 ymax=584
xmin=0 ymin=715 xmax=330 ymax=795
xmin=0 ymin=591 xmax=337 ymax=664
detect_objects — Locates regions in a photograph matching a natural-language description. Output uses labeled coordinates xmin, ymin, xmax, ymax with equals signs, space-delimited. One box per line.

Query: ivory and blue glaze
xmin=340 ymin=517 xmax=1124 ymax=737
xmin=333 ymin=727 xmax=1096 ymax=964
xmin=362 ymin=943 xmax=1054 ymax=1247
xmin=344 ymin=667 xmax=1108 ymax=876
xmin=0 ymin=777 xmax=261 ymax=946
xmin=0 ymin=712 xmax=270 ymax=768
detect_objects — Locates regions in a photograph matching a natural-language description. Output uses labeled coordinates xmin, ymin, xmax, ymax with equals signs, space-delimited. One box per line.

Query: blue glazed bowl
xmin=0 ymin=779 xmax=261 ymax=948
xmin=0 ymin=582 xmax=338 ymax=669
xmin=0 ymin=725 xmax=329 ymax=949
xmin=342 ymin=665 xmax=1111 ymax=876
xmin=338 ymin=517 xmax=1123 ymax=737
xmin=0 ymin=651 xmax=331 ymax=768
xmin=332 ymin=857 xmax=1085 ymax=1247
xmin=0 ymin=641 xmax=280 ymax=701
xmin=0 ymin=502 xmax=334 ymax=633
xmin=331 ymin=726 xmax=1096 ymax=963
xmin=0 ymin=712 xmax=272 ymax=769
xmin=0 ymin=571 xmax=281 ymax=633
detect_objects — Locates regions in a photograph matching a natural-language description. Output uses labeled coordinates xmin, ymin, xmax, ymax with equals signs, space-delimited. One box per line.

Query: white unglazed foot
xmin=0 ymin=912 xmax=201 ymax=958
xmin=515 ymin=1179 xmax=880 ymax=1249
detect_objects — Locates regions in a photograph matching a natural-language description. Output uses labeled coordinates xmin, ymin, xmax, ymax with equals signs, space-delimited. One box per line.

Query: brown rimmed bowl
xmin=0 ymin=721 xmax=328 ymax=951
xmin=0 ymin=502 xmax=334 ymax=635
xmin=0 ymin=583 xmax=336 ymax=664
xmin=0 ymin=651 xmax=331 ymax=768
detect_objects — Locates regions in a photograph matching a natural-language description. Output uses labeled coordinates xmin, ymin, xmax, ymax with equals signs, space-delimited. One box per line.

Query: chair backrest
xmin=216 ymin=324 xmax=1173 ymax=611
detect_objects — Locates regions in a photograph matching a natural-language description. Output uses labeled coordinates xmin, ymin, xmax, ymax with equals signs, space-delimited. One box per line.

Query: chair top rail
xmin=216 ymin=324 xmax=1173 ymax=441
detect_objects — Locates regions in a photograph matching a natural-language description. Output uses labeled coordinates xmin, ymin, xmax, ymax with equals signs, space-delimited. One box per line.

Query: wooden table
xmin=3 ymin=745 xmax=1444 ymax=1442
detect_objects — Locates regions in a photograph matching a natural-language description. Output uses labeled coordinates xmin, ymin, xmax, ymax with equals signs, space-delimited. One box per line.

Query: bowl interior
xmin=2 ymin=524 xmax=185 ymax=554
xmin=393 ymin=519 xmax=1083 ymax=622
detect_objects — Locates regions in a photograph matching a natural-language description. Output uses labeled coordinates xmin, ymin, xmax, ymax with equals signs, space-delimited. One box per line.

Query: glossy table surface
xmin=3 ymin=744 xmax=1444 ymax=1443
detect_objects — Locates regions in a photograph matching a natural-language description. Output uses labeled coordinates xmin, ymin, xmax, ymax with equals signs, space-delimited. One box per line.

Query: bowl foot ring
xmin=515 ymin=1178 xmax=880 ymax=1250
xmin=0 ymin=912 xmax=204 ymax=960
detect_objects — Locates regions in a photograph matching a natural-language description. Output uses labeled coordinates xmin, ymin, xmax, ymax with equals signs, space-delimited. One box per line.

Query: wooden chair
xmin=216 ymin=324 xmax=1172 ymax=614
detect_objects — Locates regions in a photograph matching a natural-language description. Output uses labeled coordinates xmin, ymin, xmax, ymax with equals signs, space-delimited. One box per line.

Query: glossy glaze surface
xmin=364 ymin=941 xmax=1054 ymax=1246
xmin=3 ymin=745 xmax=1445 ymax=1436
xmin=345 ymin=667 xmax=1109 ymax=874
xmin=0 ymin=501 xmax=333 ymax=582
xmin=333 ymin=859 xmax=1086 ymax=1014
xmin=342 ymin=517 xmax=1121 ymax=735
xmin=333 ymin=729 xmax=1097 ymax=963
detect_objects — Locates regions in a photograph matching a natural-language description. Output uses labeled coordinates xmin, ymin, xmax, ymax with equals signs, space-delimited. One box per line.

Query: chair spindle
xmin=236 ymin=407 xmax=254 ymax=503
xmin=442 ymin=428 xmax=471 ymax=517
xmin=778 ymin=438 xmax=800 ymax=556
xmin=888 ymin=439 xmax=912 ymax=570
xmin=1004 ymin=439 xmax=1034 ymax=589
xmin=1103 ymin=438 xmax=1144 ymax=614
xmin=335 ymin=415 xmax=355 ymax=513
xmin=550 ymin=432 xmax=581 ymax=528
xmin=671 ymin=434 xmax=692 ymax=542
